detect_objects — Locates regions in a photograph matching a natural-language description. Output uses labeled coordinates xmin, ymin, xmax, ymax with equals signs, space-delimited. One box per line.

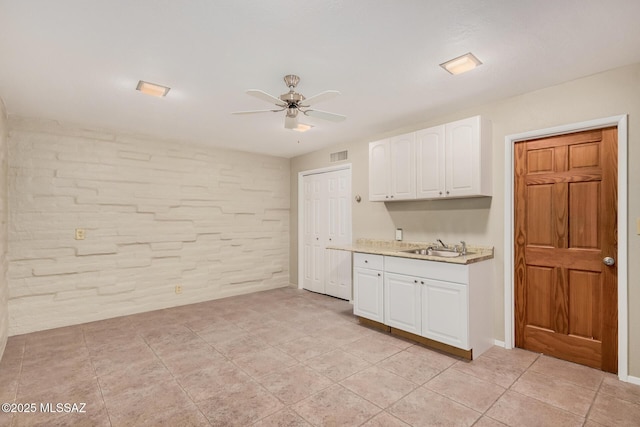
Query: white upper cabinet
xmin=368 ymin=133 xmax=416 ymax=201
xmin=368 ymin=139 xmax=390 ymax=201
xmin=370 ymin=116 xmax=492 ymax=201
xmin=416 ymin=125 xmax=445 ymax=199
xmin=445 ymin=116 xmax=492 ymax=198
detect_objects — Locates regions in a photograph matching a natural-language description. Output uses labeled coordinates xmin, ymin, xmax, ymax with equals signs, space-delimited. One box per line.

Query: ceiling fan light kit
xmin=232 ymin=74 xmax=346 ymax=131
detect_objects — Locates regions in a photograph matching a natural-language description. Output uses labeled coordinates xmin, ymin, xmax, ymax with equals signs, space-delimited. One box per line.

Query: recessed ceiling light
xmin=293 ymin=123 xmax=313 ymax=132
xmin=440 ymin=53 xmax=482 ymax=75
xmin=136 ymin=80 xmax=170 ymax=97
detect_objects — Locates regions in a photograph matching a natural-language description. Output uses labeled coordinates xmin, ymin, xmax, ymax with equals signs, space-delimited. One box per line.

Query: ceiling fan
xmin=232 ymin=74 xmax=346 ymax=130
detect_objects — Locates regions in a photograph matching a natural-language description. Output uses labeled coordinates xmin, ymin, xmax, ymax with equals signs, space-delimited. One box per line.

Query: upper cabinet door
xmin=416 ymin=125 xmax=445 ymax=199
xmin=368 ymin=116 xmax=491 ymax=201
xmin=445 ymin=116 xmax=492 ymax=198
xmin=389 ymin=133 xmax=416 ymax=200
xmin=368 ymin=139 xmax=390 ymax=201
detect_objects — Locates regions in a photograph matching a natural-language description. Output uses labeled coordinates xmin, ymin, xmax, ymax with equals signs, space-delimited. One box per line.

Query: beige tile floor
xmin=1 ymin=287 xmax=639 ymax=426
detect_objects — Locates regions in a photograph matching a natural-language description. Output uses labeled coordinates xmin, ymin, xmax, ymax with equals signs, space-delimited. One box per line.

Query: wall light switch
xmin=395 ymin=228 xmax=403 ymax=241
xmin=75 ymin=228 xmax=86 ymax=240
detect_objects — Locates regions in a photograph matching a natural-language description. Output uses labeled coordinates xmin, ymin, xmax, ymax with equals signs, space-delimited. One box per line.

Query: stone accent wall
xmin=7 ymin=118 xmax=290 ymax=335
xmin=0 ymin=101 xmax=8 ymax=358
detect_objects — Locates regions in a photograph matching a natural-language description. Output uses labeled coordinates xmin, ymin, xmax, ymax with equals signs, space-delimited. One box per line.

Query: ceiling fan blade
xmin=232 ymin=109 xmax=280 ymax=115
xmin=284 ymin=115 xmax=298 ymax=129
xmin=301 ymin=90 xmax=340 ymax=106
xmin=305 ymin=109 xmax=347 ymax=122
xmin=246 ymin=89 xmax=284 ymax=106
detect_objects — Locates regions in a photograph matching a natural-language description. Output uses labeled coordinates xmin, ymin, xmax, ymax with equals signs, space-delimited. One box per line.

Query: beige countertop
xmin=327 ymin=239 xmax=494 ymax=265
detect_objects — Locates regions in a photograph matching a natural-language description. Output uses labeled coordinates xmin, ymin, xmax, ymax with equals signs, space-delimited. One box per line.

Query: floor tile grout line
xmin=431 ymin=350 xmax=542 ymax=425
xmin=495 ymin=351 xmax=593 ymax=422
xmin=183 ymin=309 xmax=341 ymax=425
xmin=509 ymin=353 xmax=609 ymax=420
xmin=525 ymin=356 xmax=605 ymax=392
xmin=81 ymin=327 xmax=114 ymax=427
xmin=135 ymin=326 xmax=213 ymax=426
xmin=5 ymin=339 xmax=26 ymax=427
xmin=583 ymin=373 xmax=606 ymax=425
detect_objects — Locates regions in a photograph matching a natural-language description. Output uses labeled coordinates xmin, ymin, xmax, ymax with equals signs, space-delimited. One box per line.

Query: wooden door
xmin=514 ymin=127 xmax=618 ymax=373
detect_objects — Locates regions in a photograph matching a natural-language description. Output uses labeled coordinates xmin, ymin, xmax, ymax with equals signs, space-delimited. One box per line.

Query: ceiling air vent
xmin=330 ymin=150 xmax=348 ymax=162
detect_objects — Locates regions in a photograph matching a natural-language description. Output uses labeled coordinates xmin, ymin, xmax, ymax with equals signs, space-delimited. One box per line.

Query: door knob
xmin=603 ymin=257 xmax=615 ymax=266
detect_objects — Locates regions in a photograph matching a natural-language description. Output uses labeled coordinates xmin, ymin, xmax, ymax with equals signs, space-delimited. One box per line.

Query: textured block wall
xmin=0 ymin=103 xmax=8 ymax=357
xmin=7 ymin=118 xmax=290 ymax=335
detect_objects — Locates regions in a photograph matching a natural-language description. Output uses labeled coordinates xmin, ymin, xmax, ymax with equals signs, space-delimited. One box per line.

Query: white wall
xmin=0 ymin=100 xmax=8 ymax=360
xmin=290 ymin=63 xmax=640 ymax=377
xmin=8 ymin=118 xmax=290 ymax=335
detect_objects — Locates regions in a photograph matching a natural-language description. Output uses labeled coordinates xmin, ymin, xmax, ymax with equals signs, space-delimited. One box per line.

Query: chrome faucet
xmin=436 ymin=239 xmax=446 ymax=248
xmin=457 ymin=241 xmax=467 ymax=255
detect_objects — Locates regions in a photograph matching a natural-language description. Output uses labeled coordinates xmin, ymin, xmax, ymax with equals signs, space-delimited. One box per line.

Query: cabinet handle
xmin=446 ymin=191 xmax=450 ymax=195
xmin=439 ymin=191 xmax=442 ymax=195
xmin=390 ymin=195 xmax=394 ymax=198
xmin=385 ymin=196 xmax=389 ymax=199
xmin=377 ymin=273 xmax=381 ymax=277
xmin=364 ymin=260 xmax=368 ymax=263
xmin=414 ymin=280 xmax=418 ymax=283
xmin=420 ymin=281 xmax=424 ymax=285
xmin=329 ymin=238 xmax=332 ymax=241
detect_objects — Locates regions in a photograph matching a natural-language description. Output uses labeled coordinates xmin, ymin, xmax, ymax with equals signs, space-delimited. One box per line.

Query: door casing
xmin=504 ymin=115 xmax=628 ymax=381
xmin=297 ymin=164 xmax=352 ymax=293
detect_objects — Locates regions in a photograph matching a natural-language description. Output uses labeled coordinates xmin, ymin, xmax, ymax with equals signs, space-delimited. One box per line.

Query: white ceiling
xmin=1 ymin=1 xmax=640 ymax=158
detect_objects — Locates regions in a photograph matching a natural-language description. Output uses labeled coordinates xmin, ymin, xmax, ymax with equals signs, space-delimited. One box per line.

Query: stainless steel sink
xmin=428 ymin=249 xmax=463 ymax=257
xmin=403 ymin=248 xmax=431 ymax=255
xmin=401 ymin=248 xmax=473 ymax=257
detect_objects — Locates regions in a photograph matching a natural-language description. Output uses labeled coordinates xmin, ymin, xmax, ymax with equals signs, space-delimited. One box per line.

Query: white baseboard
xmin=625 ymin=375 xmax=640 ymax=385
xmin=493 ymin=339 xmax=505 ymax=348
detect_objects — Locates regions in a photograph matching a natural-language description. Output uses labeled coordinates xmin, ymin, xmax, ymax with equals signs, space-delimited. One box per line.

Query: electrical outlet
xmin=175 ymin=285 xmax=182 ymax=294
xmin=75 ymin=228 xmax=86 ymax=240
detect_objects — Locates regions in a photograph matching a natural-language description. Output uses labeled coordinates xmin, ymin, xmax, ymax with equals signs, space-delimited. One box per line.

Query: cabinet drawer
xmin=354 ymin=253 xmax=384 ymax=270
xmin=384 ymin=256 xmax=468 ymax=283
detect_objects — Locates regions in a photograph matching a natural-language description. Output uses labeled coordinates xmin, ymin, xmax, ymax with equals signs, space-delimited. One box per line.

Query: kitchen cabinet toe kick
xmin=356 ymin=316 xmax=473 ymax=360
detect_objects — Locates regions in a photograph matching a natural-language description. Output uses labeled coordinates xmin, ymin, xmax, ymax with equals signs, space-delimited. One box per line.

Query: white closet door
xmin=302 ymin=168 xmax=352 ymax=299
xmin=325 ymin=169 xmax=352 ymax=300
xmin=302 ymin=174 xmax=325 ymax=293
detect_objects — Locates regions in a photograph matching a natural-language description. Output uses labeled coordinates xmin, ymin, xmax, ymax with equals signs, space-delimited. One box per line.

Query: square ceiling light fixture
xmin=136 ymin=80 xmax=170 ymax=97
xmin=440 ymin=53 xmax=482 ymax=75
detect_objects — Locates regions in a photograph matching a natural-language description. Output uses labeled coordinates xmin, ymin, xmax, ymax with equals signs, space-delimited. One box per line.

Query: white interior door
xmin=301 ymin=167 xmax=352 ymax=299
xmin=325 ymin=169 xmax=352 ymax=299
xmin=302 ymin=173 xmax=325 ymax=293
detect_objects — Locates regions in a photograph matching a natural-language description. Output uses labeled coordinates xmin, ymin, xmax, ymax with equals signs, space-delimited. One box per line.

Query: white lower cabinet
xmin=353 ymin=253 xmax=384 ymax=323
xmin=421 ymin=279 xmax=468 ymax=349
xmin=384 ymin=273 xmax=422 ymax=335
xmin=353 ymin=253 xmax=493 ymax=357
